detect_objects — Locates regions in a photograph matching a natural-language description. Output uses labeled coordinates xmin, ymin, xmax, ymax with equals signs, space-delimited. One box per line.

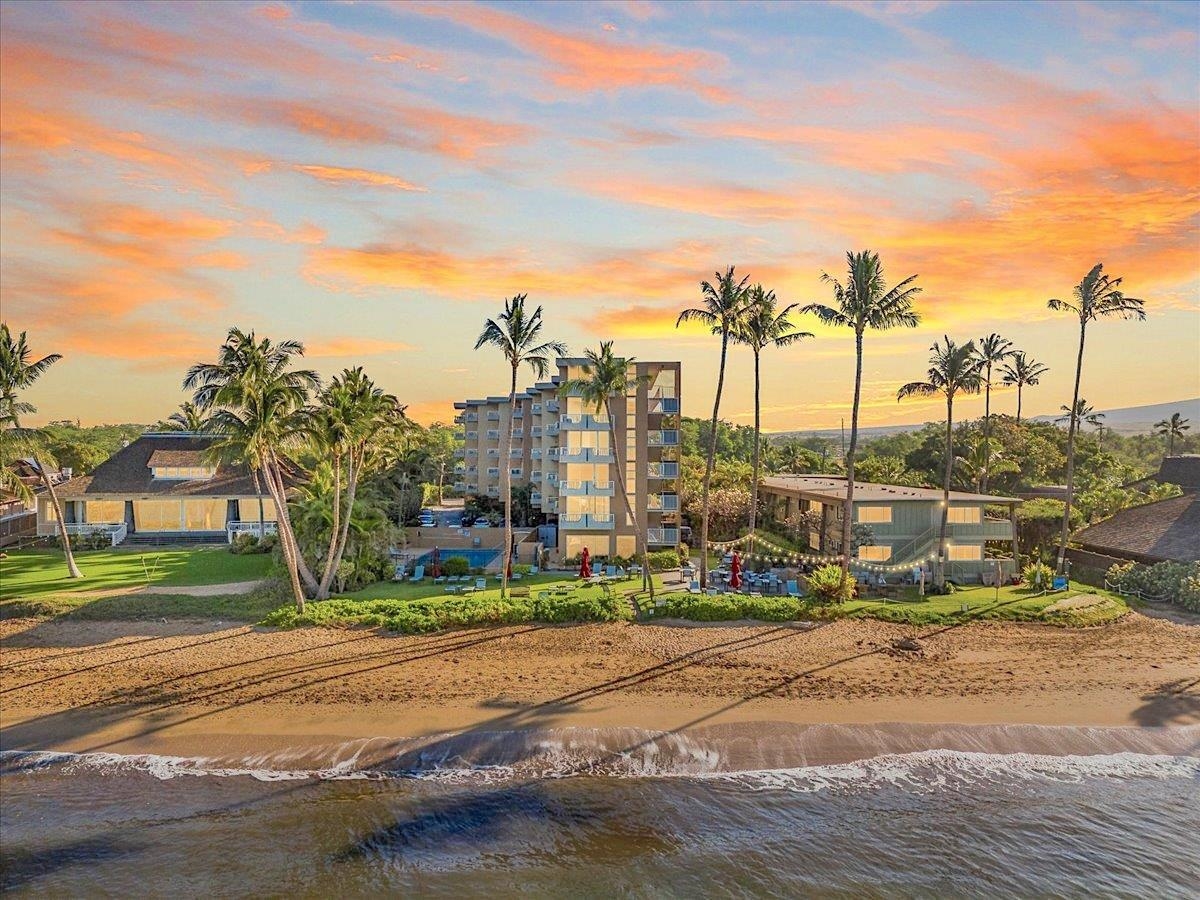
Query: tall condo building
xmin=454 ymin=358 xmax=682 ymax=560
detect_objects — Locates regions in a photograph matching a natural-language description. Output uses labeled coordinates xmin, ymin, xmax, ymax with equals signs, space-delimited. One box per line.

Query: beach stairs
xmin=121 ymin=531 xmax=227 ymax=547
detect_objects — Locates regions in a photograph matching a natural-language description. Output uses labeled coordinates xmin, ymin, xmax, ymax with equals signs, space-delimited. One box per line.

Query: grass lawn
xmin=0 ymin=546 xmax=273 ymax=599
xmin=1 ymin=589 xmax=285 ymax=623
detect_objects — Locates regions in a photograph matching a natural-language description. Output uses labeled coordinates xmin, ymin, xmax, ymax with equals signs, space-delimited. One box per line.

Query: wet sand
xmin=2 ymin=614 xmax=1198 ymax=758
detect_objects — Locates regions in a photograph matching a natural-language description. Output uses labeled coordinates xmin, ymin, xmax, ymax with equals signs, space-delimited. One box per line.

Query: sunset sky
xmin=3 ymin=0 xmax=1198 ymax=431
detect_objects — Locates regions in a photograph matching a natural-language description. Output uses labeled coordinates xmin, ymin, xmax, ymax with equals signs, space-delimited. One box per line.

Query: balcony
xmin=647 ymin=493 xmax=680 ymax=511
xmin=453 ymin=449 xmax=466 ymax=458
xmin=560 ymin=413 xmax=610 ymax=431
xmin=453 ymin=481 xmax=467 ymax=492
xmin=647 ymin=430 xmax=680 ymax=447
xmin=509 ymin=448 xmax=523 ymax=458
xmin=650 ymin=396 xmax=680 ymax=415
xmin=512 ymin=429 xmax=524 ymax=439
xmin=487 ymin=486 xmax=499 ymax=496
xmin=546 ymin=400 xmax=560 ymax=413
xmin=546 ymin=423 xmax=560 ymax=437
xmin=513 ymin=410 xmax=524 ymax=419
xmin=454 ymin=414 xmax=465 ymax=424
xmin=531 ymin=492 xmax=542 ymax=503
xmin=546 ymin=472 xmax=559 ymax=484
xmin=487 ymin=467 xmax=500 ymax=477
xmin=531 ymin=471 xmax=542 ymax=482
xmin=647 ymin=527 xmax=680 ymax=545
xmin=559 ymin=480 xmax=615 ymax=497
xmin=486 ymin=429 xmax=500 ymax=441
xmin=454 ymin=463 xmax=465 ymax=473
xmin=646 ymin=461 xmax=680 ymax=479
xmin=949 ymin=517 xmax=1015 ymax=541
xmin=531 ymin=448 xmax=543 ymax=459
xmin=454 ymin=431 xmax=466 ymax=441
xmin=465 ymin=431 xmax=478 ymax=441
xmin=558 ymin=447 xmax=614 ymax=463
xmin=465 ymin=466 xmax=478 ymax=475
xmin=466 ymin=448 xmax=478 ymax=457
xmin=486 ymin=448 xmax=500 ymax=457
xmin=559 ymin=513 xmax=615 ymax=530
xmin=531 ymin=426 xmax=542 ymax=438
xmin=532 ymin=403 xmax=542 ymax=414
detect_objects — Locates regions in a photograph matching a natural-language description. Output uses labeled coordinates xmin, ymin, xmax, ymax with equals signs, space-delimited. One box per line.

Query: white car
xmin=473 ymin=518 xmax=492 ymax=528
xmin=417 ymin=515 xmax=436 ymax=528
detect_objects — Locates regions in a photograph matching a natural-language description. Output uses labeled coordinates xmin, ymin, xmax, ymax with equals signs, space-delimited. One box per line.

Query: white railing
xmin=227 ymin=521 xmax=278 ymax=542
xmin=64 ymin=522 xmax=127 ymax=547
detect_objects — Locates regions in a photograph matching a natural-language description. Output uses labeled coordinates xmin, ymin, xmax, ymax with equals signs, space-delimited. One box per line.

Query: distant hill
xmin=769 ymin=397 xmax=1200 ymax=442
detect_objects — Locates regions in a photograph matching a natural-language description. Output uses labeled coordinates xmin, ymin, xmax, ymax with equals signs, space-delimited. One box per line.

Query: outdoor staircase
xmin=120 ymin=531 xmax=227 ymax=547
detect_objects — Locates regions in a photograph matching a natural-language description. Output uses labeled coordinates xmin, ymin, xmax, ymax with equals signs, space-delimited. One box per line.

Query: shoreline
xmin=3 ymin=613 xmax=1198 ymax=763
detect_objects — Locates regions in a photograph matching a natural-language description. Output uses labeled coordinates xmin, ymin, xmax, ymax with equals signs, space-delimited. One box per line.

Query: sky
xmin=2 ymin=0 xmax=1198 ymax=431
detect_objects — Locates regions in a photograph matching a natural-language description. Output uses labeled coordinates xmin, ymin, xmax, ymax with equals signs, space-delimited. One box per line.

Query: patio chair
xmin=606 ymin=565 xmax=617 ymax=578
xmin=785 ymin=580 xmax=801 ymax=598
xmin=393 ymin=564 xmax=405 ymax=582
xmin=529 ymin=566 xmax=539 ymax=575
xmin=474 ymin=577 xmax=487 ymax=592
xmin=434 ymin=575 xmax=446 ymax=583
xmin=688 ymin=579 xmax=701 ymax=595
xmin=408 ymin=565 xmax=425 ymax=583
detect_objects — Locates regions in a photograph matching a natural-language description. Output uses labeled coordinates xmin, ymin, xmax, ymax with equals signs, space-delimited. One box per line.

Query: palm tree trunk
xmin=267 ymin=456 xmax=318 ymax=596
xmin=841 ymin=329 xmax=864 ymax=580
xmin=698 ymin=330 xmax=730 ymax=589
xmin=937 ymin=395 xmax=954 ymax=589
xmin=748 ymin=350 xmax=762 ymax=558
xmin=325 ymin=450 xmax=361 ymax=597
xmin=263 ymin=462 xmax=305 ymax=612
xmin=1015 ymin=384 xmax=1023 ymax=424
xmin=1056 ymin=321 xmax=1087 ymax=575
xmin=37 ymin=458 xmax=82 ymax=578
xmin=316 ymin=452 xmax=342 ymax=599
xmin=501 ymin=364 xmax=517 ymax=599
xmin=607 ymin=399 xmax=652 ymax=598
xmin=981 ymin=366 xmax=992 ymax=492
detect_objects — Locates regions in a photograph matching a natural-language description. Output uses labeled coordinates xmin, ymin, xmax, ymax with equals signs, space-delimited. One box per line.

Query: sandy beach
xmin=2 ymin=613 xmax=1198 ymax=761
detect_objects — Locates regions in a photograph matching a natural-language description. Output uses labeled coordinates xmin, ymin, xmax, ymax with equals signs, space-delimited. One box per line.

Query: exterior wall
xmin=38 ymin=495 xmax=276 ymax=535
xmin=455 ymin=359 xmax=681 ymax=559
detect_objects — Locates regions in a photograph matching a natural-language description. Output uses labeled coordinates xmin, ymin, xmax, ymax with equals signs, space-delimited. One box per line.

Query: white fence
xmin=63 ymin=522 xmax=127 ymax=547
xmin=227 ymin=521 xmax=279 ymax=542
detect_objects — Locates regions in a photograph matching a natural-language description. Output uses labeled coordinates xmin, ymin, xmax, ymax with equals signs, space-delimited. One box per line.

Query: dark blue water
xmin=2 ymin=726 xmax=1198 ymax=898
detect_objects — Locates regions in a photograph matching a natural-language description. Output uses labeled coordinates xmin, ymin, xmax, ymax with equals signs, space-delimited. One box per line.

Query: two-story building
xmin=758 ymin=475 xmax=1021 ymax=582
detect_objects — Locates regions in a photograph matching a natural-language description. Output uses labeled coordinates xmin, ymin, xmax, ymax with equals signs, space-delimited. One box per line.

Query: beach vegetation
xmin=441 ymin=555 xmax=471 ymax=577
xmin=1106 ymin=561 xmax=1200 ymax=611
xmin=806 ymin=563 xmax=855 ymax=604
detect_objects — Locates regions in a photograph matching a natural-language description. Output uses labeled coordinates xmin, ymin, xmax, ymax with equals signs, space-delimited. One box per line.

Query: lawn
xmin=0 ymin=547 xmax=274 ymax=599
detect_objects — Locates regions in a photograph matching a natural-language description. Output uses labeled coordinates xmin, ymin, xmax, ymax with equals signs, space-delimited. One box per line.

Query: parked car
xmin=473 ymin=518 xmax=492 ymax=528
xmin=417 ymin=514 xmax=436 ymax=528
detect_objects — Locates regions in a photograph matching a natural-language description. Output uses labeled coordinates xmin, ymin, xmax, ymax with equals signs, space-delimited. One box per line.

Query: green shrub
xmin=61 ymin=531 xmax=110 ymax=551
xmin=645 ymin=550 xmax=682 ymax=572
xmin=532 ymin=592 xmax=625 ymax=623
xmin=1108 ymin=560 xmax=1200 ymax=609
xmin=441 ymin=555 xmax=470 ymax=577
xmin=513 ymin=563 xmax=532 ymax=575
xmin=652 ymin=594 xmax=803 ymax=622
xmin=806 ymin=564 xmax=854 ymax=604
xmin=1023 ymin=561 xmax=1054 ymax=591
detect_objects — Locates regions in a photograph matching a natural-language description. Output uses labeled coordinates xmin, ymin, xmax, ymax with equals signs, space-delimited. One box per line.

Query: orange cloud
xmin=417 ymin=3 xmax=731 ymax=102
xmin=306 ymin=337 xmax=416 ymax=357
xmin=292 ymin=164 xmax=428 ymax=192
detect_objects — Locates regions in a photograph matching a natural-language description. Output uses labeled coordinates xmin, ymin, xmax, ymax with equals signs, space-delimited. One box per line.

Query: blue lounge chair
xmin=688 ymin=579 xmax=701 ymax=595
xmin=393 ymin=564 xmax=405 ymax=581
xmin=408 ymin=565 xmax=425 ymax=583
xmin=529 ymin=566 xmax=539 ymax=575
xmin=434 ymin=575 xmax=446 ymax=584
xmin=475 ymin=577 xmax=487 ymax=592
xmin=606 ymin=565 xmax=617 ymax=578
xmin=786 ymin=580 xmax=801 ymax=598
xmin=1052 ymin=576 xmax=1069 ymax=591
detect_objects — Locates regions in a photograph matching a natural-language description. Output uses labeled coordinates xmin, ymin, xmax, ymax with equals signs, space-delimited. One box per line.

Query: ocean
xmin=2 ymin=723 xmax=1197 ymax=898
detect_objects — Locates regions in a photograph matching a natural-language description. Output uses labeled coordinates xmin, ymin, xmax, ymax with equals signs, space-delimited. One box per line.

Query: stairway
xmin=121 ymin=531 xmax=228 ymax=547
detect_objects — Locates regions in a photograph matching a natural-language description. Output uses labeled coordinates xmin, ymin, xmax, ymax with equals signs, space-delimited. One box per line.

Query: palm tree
xmin=975 ymin=333 xmax=1013 ymax=491
xmin=475 ymin=295 xmax=566 ymax=599
xmin=954 ymin=435 xmax=1018 ymax=493
xmin=162 ymin=401 xmax=208 ymax=432
xmin=1048 ymin=264 xmax=1145 ymax=573
xmin=558 ymin=342 xmax=654 ymax=595
xmin=803 ymin=250 xmax=921 ymax=581
xmin=1155 ymin=412 xmax=1190 ymax=457
xmin=1056 ymin=399 xmax=1104 ymax=429
xmin=186 ymin=328 xmax=319 ymax=611
xmin=898 ymin=336 xmax=984 ymax=588
xmin=999 ymin=352 xmax=1048 ymax=424
xmin=733 ymin=285 xmax=812 ymax=555
xmin=0 ymin=325 xmax=83 ymax=578
xmin=676 ymin=266 xmax=752 ymax=588
xmin=312 ymin=368 xmax=407 ymax=599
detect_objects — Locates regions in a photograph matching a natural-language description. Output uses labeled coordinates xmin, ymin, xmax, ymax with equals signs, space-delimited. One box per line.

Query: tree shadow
xmin=0 ymin=834 xmax=147 ymax=892
xmin=1130 ymin=678 xmax=1200 ymax=728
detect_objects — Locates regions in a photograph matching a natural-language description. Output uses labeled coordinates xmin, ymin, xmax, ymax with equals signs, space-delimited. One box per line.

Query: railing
xmin=531 ymin=492 xmax=542 ymax=503
xmin=466 ymin=431 xmax=478 ymax=441
xmin=559 ymin=480 xmax=614 ymax=496
xmin=650 ymin=397 xmax=680 ymax=414
xmin=64 ymin=522 xmax=128 ymax=547
xmin=559 ymin=447 xmax=614 ymax=463
xmin=454 ymin=431 xmax=466 ymax=441
xmin=486 ymin=412 xmax=501 ymax=420
xmin=647 ymin=527 xmax=680 ymax=545
xmin=486 ymin=430 xmax=500 ymax=440
xmin=487 ymin=468 xmax=500 ymax=476
xmin=546 ymin=423 xmax=560 ymax=436
xmin=512 ymin=429 xmax=524 ymax=438
xmin=531 ymin=471 xmax=542 ymax=481
xmin=465 ymin=448 xmax=478 ymax=456
xmin=453 ymin=481 xmax=467 ymax=492
xmin=453 ymin=449 xmax=466 ymax=458
xmin=1104 ymin=577 xmax=1173 ymax=604
xmin=559 ymin=513 xmax=615 ymax=529
xmin=531 ymin=448 xmax=542 ymax=459
xmin=560 ymin=413 xmax=610 ymax=430
xmin=532 ymin=404 xmax=542 ymax=414
xmin=647 ymin=430 xmax=679 ymax=446
xmin=509 ymin=448 xmax=523 ymax=457
xmin=454 ymin=414 xmax=465 ymax=424
xmin=647 ymin=493 xmax=679 ymax=511
xmin=227 ymin=521 xmax=277 ymax=542
xmin=486 ymin=448 xmax=500 ymax=457
xmin=487 ymin=486 xmax=499 ymax=496
xmin=462 ymin=413 xmax=478 ymax=423
xmin=547 ymin=400 xmax=560 ymax=413
xmin=646 ymin=461 xmax=680 ymax=478
xmin=531 ymin=427 xmax=542 ymax=437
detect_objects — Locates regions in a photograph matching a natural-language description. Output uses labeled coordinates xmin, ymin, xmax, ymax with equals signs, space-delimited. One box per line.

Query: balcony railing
xmin=227 ymin=521 xmax=275 ymax=543
xmin=454 ymin=463 xmax=465 ymax=473
xmin=487 ymin=486 xmax=499 ymax=496
xmin=559 ymin=480 xmax=615 ymax=496
xmin=531 ymin=492 xmax=542 ymax=503
xmin=532 ymin=403 xmax=542 ymax=414
xmin=546 ymin=423 xmax=560 ymax=436
xmin=531 ymin=471 xmax=542 ymax=481
xmin=546 ymin=400 xmax=560 ymax=413
xmin=486 ymin=429 xmax=500 ymax=440
xmin=531 ymin=448 xmax=543 ymax=459
xmin=531 ymin=426 xmax=542 ymax=437
xmin=487 ymin=468 xmax=500 ymax=477
xmin=509 ymin=448 xmax=523 ymax=458
xmin=454 ymin=414 xmax=465 ymax=424
xmin=559 ymin=513 xmax=615 ymax=530
xmin=560 ymin=413 xmax=610 ymax=430
xmin=487 ymin=411 xmax=501 ymax=421
xmin=486 ymin=448 xmax=500 ymax=457
xmin=454 ymin=431 xmax=466 ymax=441
xmin=453 ymin=449 xmax=466 ymax=458
xmin=647 ymin=430 xmax=679 ymax=447
xmin=647 ymin=493 xmax=680 ymax=511
xmin=646 ymin=461 xmax=680 ymax=478
xmin=558 ymin=447 xmax=614 ymax=463
xmin=646 ymin=527 xmax=680 ymax=545
xmin=64 ymin=522 xmax=128 ymax=547
xmin=453 ymin=481 xmax=467 ymax=492
xmin=650 ymin=397 xmax=680 ymax=415
xmin=513 ymin=429 xmax=524 ymax=438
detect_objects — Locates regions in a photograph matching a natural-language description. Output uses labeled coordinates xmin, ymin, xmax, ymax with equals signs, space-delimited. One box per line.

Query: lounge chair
xmin=434 ymin=575 xmax=446 ymax=584
xmin=785 ymin=580 xmax=801 ymax=598
xmin=688 ymin=579 xmax=701 ymax=595
xmin=475 ymin=577 xmax=487 ymax=592
xmin=393 ymin=564 xmax=405 ymax=581
xmin=1052 ymin=576 xmax=1069 ymax=592
xmin=408 ymin=565 xmax=425 ymax=583
xmin=606 ymin=565 xmax=617 ymax=578
xmin=529 ymin=566 xmax=539 ymax=575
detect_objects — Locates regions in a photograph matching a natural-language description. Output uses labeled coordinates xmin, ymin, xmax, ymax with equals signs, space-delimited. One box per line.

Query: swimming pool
xmin=415 ymin=548 xmax=499 ymax=568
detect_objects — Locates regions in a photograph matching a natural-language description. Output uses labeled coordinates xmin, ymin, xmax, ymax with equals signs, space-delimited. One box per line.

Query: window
xmin=238 ymin=498 xmax=277 ymax=521
xmin=857 ymin=506 xmax=892 ymax=524
xmin=857 ymin=545 xmax=892 ymax=561
xmin=947 ymin=544 xmax=982 ymax=561
xmin=84 ymin=500 xmax=124 ymax=524
xmin=134 ymin=500 xmax=183 ymax=531
xmin=153 ymin=466 xmax=215 ymax=480
xmin=184 ymin=499 xmax=226 ymax=531
xmin=510 ymin=467 xmax=522 ymax=477
xmin=947 ymin=506 xmax=982 ymax=524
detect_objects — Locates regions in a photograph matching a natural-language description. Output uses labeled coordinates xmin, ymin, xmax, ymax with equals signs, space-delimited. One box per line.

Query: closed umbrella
xmin=730 ymin=552 xmax=742 ymax=590
xmin=431 ymin=546 xmax=441 ymax=579
xmin=579 ymin=546 xmax=592 ymax=579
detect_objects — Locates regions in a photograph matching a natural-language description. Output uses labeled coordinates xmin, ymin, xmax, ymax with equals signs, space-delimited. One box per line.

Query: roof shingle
xmin=1074 ymin=493 xmax=1200 ymax=563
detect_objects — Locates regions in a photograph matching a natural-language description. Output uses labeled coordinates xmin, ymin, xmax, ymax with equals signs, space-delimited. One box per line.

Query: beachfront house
xmin=36 ymin=433 xmax=278 ymax=546
xmin=757 ymin=475 xmax=1021 ymax=582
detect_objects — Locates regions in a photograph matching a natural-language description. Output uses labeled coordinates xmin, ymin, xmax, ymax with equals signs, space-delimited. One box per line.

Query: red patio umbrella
xmin=579 ymin=546 xmax=592 ymax=579
xmin=431 ymin=547 xmax=441 ymax=579
xmin=729 ymin=552 xmax=742 ymax=590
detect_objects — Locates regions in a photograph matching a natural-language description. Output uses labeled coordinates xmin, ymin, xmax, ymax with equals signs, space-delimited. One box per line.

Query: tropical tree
xmin=975 ymin=333 xmax=1013 ymax=491
xmin=1056 ymin=399 xmax=1105 ymax=434
xmin=311 ymin=367 xmax=408 ymax=599
xmin=558 ymin=342 xmax=654 ymax=595
xmin=999 ymin=352 xmax=1048 ymax=424
xmin=898 ymin=336 xmax=984 ymax=588
xmin=1155 ymin=412 xmax=1190 ymax=457
xmin=953 ymin=435 xmax=1019 ymax=493
xmin=803 ymin=250 xmax=921 ymax=581
xmin=1048 ymin=264 xmax=1145 ymax=573
xmin=0 ymin=325 xmax=83 ymax=578
xmin=186 ymin=328 xmax=320 ymax=611
xmin=733 ymin=285 xmax=812 ymax=555
xmin=475 ymin=295 xmax=566 ymax=599
xmin=676 ymin=266 xmax=752 ymax=588
xmin=162 ymin=401 xmax=209 ymax=432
